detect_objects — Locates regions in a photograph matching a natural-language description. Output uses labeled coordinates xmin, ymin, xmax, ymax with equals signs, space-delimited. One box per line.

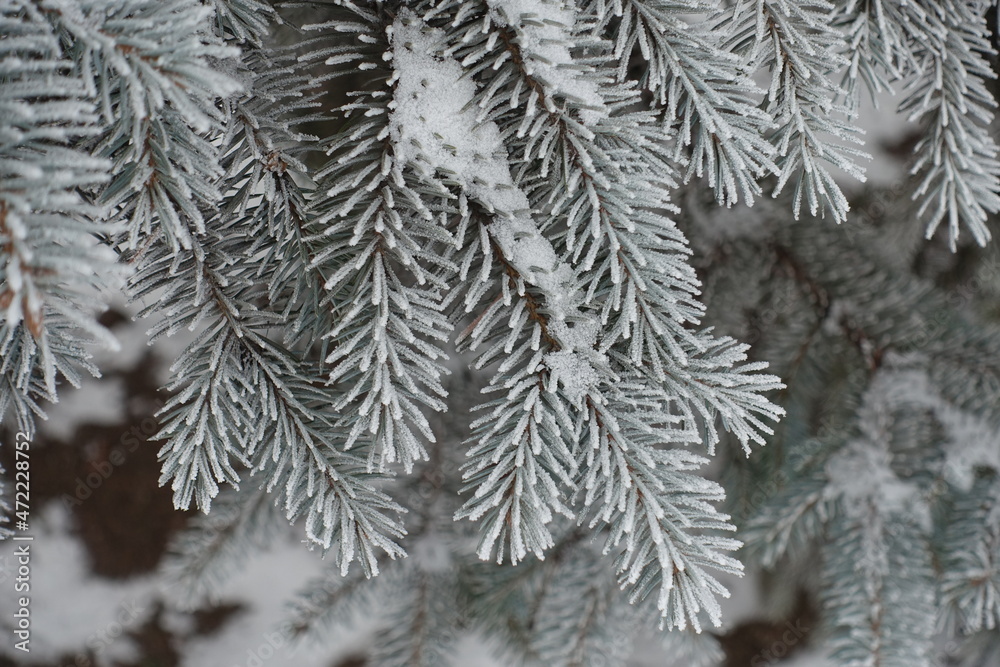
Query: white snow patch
xmin=545 ymin=348 xmax=600 ymax=403
xmin=825 ymin=435 xmax=918 ymax=517
xmin=822 ymin=362 xmax=1000 ymax=533
xmin=449 ymin=632 xmax=509 ymax=667
xmin=486 ymin=0 xmax=607 ymax=124
xmin=38 ymin=375 xmax=125 ymax=441
xmin=90 ymin=298 xmax=156 ymax=373
xmin=0 ymin=505 xmax=161 ymax=662
xmin=390 ymin=14 xmax=606 ymax=401
xmin=410 ymin=532 xmax=453 ymax=573
xmin=858 ymin=365 xmax=1000 ymax=491
xmin=180 ymin=535 xmax=349 ymax=667
xmin=824 ymin=370 xmax=926 ymax=526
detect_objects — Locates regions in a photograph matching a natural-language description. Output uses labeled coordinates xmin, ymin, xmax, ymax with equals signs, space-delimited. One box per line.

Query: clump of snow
xmin=545 ymin=349 xmax=598 ymax=403
xmin=825 ymin=435 xmax=919 ymax=518
xmin=486 ymin=0 xmax=607 ymax=124
xmin=409 ymin=532 xmax=454 ymax=573
xmin=940 ymin=415 xmax=1000 ymax=489
xmin=824 ymin=363 xmax=1000 ymax=539
xmin=824 ymin=371 xmax=926 ymax=527
xmin=879 ymin=366 xmax=1000 ymax=491
xmin=388 ymin=20 xmax=518 ymax=200
xmin=389 ymin=13 xmax=606 ymax=401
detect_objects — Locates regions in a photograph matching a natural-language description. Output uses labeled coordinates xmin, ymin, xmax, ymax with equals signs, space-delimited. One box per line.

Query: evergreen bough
xmin=2 ymin=0 xmax=1000 ymax=664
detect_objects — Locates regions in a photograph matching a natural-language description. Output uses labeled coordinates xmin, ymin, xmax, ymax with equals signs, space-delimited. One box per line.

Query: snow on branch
xmin=390 ymin=12 xmax=607 ymax=392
